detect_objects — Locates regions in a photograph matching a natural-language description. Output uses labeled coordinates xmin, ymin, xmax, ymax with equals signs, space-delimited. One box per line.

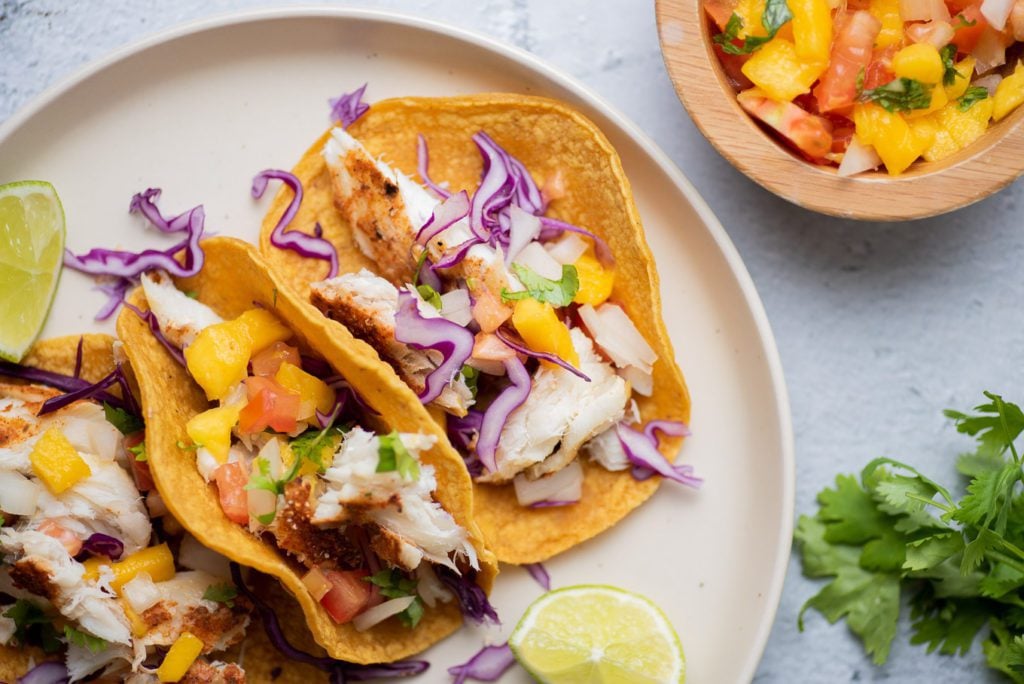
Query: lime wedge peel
xmin=0 ymin=180 xmax=66 ymax=362
xmin=509 ymin=584 xmax=686 ymax=684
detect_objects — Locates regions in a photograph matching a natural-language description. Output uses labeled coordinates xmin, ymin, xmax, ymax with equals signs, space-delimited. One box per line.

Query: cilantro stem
xmin=993 ymin=393 xmax=1021 ymax=465
xmin=905 ymin=493 xmax=955 ymax=513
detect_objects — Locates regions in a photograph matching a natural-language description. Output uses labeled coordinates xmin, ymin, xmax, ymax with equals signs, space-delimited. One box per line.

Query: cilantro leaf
xmin=712 ymin=0 xmax=793 ymax=55
xmin=501 ymin=264 xmax=579 ymax=307
xmin=860 ymin=78 xmax=933 ymax=113
xmin=400 ymin=597 xmax=425 ymax=628
xmin=945 ymin=392 xmax=1024 ymax=462
xmin=245 ymin=458 xmax=283 ymax=496
xmin=910 ymin=594 xmax=989 ymax=656
xmin=63 ymin=625 xmax=107 ymax=653
xmin=103 ymin=402 xmax=143 ymax=435
xmin=4 ymin=600 xmax=61 ymax=653
xmin=283 ymin=426 xmax=344 ymax=484
xmin=128 ymin=439 xmax=147 ymax=462
xmin=986 ymin=620 xmax=1024 ymax=682
xmin=416 ymin=283 xmax=443 ymax=310
xmin=364 ymin=569 xmax=424 ymax=628
xmin=953 ymin=13 xmax=979 ymax=29
xmin=953 ymin=462 xmax=1020 ymax=533
xmin=203 ymin=583 xmax=238 ymax=608
xmin=460 ymin=365 xmax=480 ymax=399
xmin=941 ymin=44 xmax=961 ymax=86
xmin=817 ymin=474 xmax=892 ymax=544
xmin=903 ymin=532 xmax=964 ymax=572
xmin=376 ymin=432 xmax=420 ymax=481
xmin=958 ymin=86 xmax=990 ymax=112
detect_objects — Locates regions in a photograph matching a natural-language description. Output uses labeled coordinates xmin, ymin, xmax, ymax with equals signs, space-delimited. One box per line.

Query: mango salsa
xmin=186 ymin=403 xmax=245 ymax=462
xmin=868 ymin=0 xmax=902 ymax=48
xmin=84 ymin=543 xmax=176 ymax=591
xmin=921 ymin=98 xmax=995 ymax=162
xmin=572 ymin=252 xmax=615 ymax=307
xmin=853 ymin=103 xmax=928 ymax=175
xmin=512 ymin=299 xmax=580 ymax=369
xmin=156 ymin=631 xmax=204 ymax=682
xmin=790 ymin=0 xmax=832 ymax=62
xmin=892 ymin=44 xmax=943 ymax=85
xmin=30 ymin=429 xmax=91 ymax=494
xmin=741 ymin=38 xmax=826 ymax=102
xmin=994 ymin=62 xmax=1024 ymax=122
xmin=233 ymin=308 xmax=293 ymax=355
xmin=275 ymin=362 xmax=335 ymax=415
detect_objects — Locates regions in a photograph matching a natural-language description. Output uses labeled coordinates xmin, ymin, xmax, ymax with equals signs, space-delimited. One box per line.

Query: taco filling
xmin=303 ymin=125 xmax=695 ymax=507
xmin=0 ymin=367 xmax=250 ymax=683
xmin=139 ymin=271 xmax=485 ymax=633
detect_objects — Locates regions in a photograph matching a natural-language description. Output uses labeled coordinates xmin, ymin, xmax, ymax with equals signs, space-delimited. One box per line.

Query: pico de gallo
xmin=706 ymin=0 xmax=1024 ymax=175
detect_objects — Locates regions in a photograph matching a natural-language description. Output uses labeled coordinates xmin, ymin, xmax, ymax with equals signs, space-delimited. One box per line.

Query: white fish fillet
xmin=140 ymin=270 xmax=223 ymax=349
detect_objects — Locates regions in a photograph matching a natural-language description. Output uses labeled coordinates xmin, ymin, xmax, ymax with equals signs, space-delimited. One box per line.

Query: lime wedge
xmin=0 ymin=181 xmax=65 ymax=362
xmin=509 ymin=585 xmax=685 ymax=684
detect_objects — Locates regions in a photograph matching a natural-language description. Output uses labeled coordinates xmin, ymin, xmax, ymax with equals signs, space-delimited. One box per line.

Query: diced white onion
xmin=837 ymin=137 xmax=883 ymax=177
xmin=545 ymin=233 xmax=588 ymax=265
xmin=973 ymin=27 xmax=1007 ymax=74
xmin=196 ymin=447 xmax=220 ymax=482
xmin=247 ymin=488 xmax=277 ymax=524
xmin=121 ymin=572 xmax=161 ymax=613
xmin=578 ymin=303 xmax=657 ymax=372
xmin=0 ymin=471 xmax=40 ymax=516
xmin=440 ymin=289 xmax=474 ymax=327
xmin=974 ymin=73 xmax=1004 ymax=94
xmin=619 ymin=365 xmax=654 ymax=397
xmin=513 ymin=242 xmax=563 ymax=280
xmin=506 ymin=205 xmax=542 ymax=263
xmin=352 ymin=596 xmax=416 ymax=632
xmin=414 ymin=564 xmax=452 ymax=608
xmin=178 ymin=533 xmax=232 ymax=577
xmin=514 ymin=460 xmax=583 ymax=506
xmin=466 ymin=357 xmax=507 ymax=376
xmin=145 ymin=491 xmax=168 ymax=518
xmin=899 ymin=0 xmax=950 ymax=22
xmin=302 ymin=567 xmax=332 ymax=601
xmin=906 ymin=20 xmax=955 ymax=48
xmin=982 ymin=0 xmax=1014 ymax=30
xmin=258 ymin=438 xmax=284 ymax=479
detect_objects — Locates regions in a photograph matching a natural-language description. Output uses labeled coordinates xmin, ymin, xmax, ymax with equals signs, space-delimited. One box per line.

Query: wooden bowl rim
xmin=655 ymin=0 xmax=1024 ymax=221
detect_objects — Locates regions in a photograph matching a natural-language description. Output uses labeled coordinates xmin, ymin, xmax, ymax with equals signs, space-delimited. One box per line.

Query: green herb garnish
xmin=245 ymin=458 xmax=283 ymax=496
xmin=941 ymin=44 xmax=962 ymax=87
xmin=796 ymin=392 xmax=1024 ymax=679
xmin=4 ymin=600 xmax=61 ymax=653
xmin=103 ymin=402 xmax=143 ymax=436
xmin=364 ymin=569 xmax=424 ymax=628
xmin=376 ymin=431 xmax=420 ymax=481
xmin=416 ymin=283 xmax=443 ymax=310
xmin=501 ymin=264 xmax=579 ymax=307
xmin=282 ymin=425 xmax=346 ymax=484
xmin=128 ymin=440 xmax=147 ymax=462
xmin=860 ymin=78 xmax=933 ymax=113
xmin=63 ymin=625 xmax=107 ymax=653
xmin=176 ymin=440 xmax=200 ymax=451
xmin=954 ymin=13 xmax=978 ymax=28
xmin=461 ymin=365 xmax=480 ymax=399
xmin=712 ymin=0 xmax=793 ymax=55
xmin=202 ymin=583 xmax=238 ymax=608
xmin=958 ymin=86 xmax=990 ymax=111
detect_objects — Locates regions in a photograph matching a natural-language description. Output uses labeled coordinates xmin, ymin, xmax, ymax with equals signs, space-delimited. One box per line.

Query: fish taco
xmin=115 ymin=236 xmax=497 ymax=665
xmin=0 ymin=334 xmax=252 ymax=683
xmin=256 ymin=93 xmax=696 ymax=564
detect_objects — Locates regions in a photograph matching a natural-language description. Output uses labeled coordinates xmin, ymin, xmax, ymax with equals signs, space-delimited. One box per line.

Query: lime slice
xmin=0 ymin=181 xmax=65 ymax=362
xmin=509 ymin=585 xmax=685 ymax=684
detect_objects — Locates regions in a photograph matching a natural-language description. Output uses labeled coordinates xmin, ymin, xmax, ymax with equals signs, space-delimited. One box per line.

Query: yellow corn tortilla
xmin=116 ymin=236 xmax=497 ymax=664
xmin=257 ymin=94 xmax=692 ymax=565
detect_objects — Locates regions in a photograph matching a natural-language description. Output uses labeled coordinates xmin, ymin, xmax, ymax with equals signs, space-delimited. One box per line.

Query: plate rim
xmin=0 ymin=6 xmax=795 ymax=680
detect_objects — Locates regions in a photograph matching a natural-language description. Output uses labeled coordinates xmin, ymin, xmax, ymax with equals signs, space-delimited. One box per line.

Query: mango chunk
xmin=30 ymin=429 xmax=91 ymax=494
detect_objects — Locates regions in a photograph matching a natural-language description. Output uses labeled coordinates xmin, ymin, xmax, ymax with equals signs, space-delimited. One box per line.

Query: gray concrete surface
xmin=3 ymin=0 xmax=1020 ymax=681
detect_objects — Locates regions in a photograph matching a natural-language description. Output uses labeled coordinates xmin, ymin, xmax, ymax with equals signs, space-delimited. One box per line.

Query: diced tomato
xmin=815 ymin=11 xmax=882 ymax=112
xmin=214 ymin=462 xmax=250 ymax=525
xmin=829 ymin=118 xmax=856 ymax=153
xmin=250 ymin=341 xmax=302 ymax=378
xmin=950 ymin=5 xmax=987 ymax=53
xmin=713 ymin=43 xmax=754 ymax=91
xmin=38 ymin=519 xmax=83 ymax=556
xmin=237 ymin=376 xmax=301 ymax=435
xmin=320 ymin=569 xmax=372 ymax=624
xmin=125 ymin=431 xmax=155 ymax=492
xmin=704 ymin=0 xmax=738 ymax=31
xmin=737 ymin=90 xmax=834 ymax=159
xmin=862 ymin=45 xmax=898 ymax=90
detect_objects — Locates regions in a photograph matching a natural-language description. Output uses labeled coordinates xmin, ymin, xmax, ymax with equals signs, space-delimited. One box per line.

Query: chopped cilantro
xmin=4 ymin=600 xmax=61 ymax=653
xmin=958 ymin=86 xmax=990 ymax=111
xmin=400 ymin=596 xmax=425 ymax=629
xmin=460 ymin=365 xmax=480 ymax=399
xmin=376 ymin=432 xmax=420 ymax=481
xmin=860 ymin=78 xmax=933 ymax=113
xmin=712 ymin=0 xmax=793 ymax=55
xmin=282 ymin=426 xmax=345 ymax=484
xmin=941 ymin=45 xmax=962 ymax=87
xmin=413 ymin=249 xmax=430 ymax=286
xmin=184 ymin=290 xmax=199 ymax=299
xmin=501 ymin=263 xmax=579 ymax=307
xmin=416 ymin=283 xmax=443 ymax=310
xmin=128 ymin=440 xmax=147 ymax=462
xmin=0 ymin=514 xmax=5 ymax=527
xmin=855 ymin=67 xmax=865 ymax=96
xmin=103 ymin=403 xmax=144 ymax=435
xmin=245 ymin=458 xmax=283 ymax=496
xmin=796 ymin=392 xmax=1024 ymax=678
xmin=176 ymin=440 xmax=200 ymax=451
xmin=364 ymin=569 xmax=424 ymax=628
xmin=954 ymin=13 xmax=978 ymax=28
xmin=202 ymin=583 xmax=238 ymax=608
xmin=63 ymin=625 xmax=107 ymax=653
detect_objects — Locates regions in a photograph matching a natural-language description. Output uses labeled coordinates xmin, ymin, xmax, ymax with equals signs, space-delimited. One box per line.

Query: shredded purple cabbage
xmin=537 ymin=216 xmax=615 ymax=267
xmin=230 ymin=563 xmax=428 ymax=682
xmin=446 ymin=411 xmax=484 ymax=477
xmin=616 ymin=421 xmax=701 ymax=488
xmin=72 ymin=337 xmax=84 ymax=379
xmin=494 ymin=329 xmax=590 ymax=381
xmin=528 ymin=499 xmax=577 ymax=508
xmin=431 ymin=236 xmax=482 ymax=270
xmin=416 ymin=135 xmax=452 ymax=199
xmin=63 ymin=189 xmax=206 ymax=320
xmin=523 ymin=563 xmax=551 ymax=591
xmin=252 ymin=170 xmax=339 ymax=278
xmin=447 ymin=642 xmax=516 ymax=683
xmin=416 ymin=190 xmax=469 ymax=245
xmin=123 ymin=301 xmax=186 ymax=367
xmin=475 ymin=357 xmax=531 ymax=473
xmin=328 ymin=83 xmax=370 ymax=128
xmin=0 ymin=362 xmax=127 ymax=411
xmin=436 ymin=566 xmax=499 ymax=625
xmin=393 ymin=290 xmax=474 ymax=405
xmin=16 ymin=662 xmax=69 ymax=684
xmin=81 ymin=533 xmax=124 ymax=560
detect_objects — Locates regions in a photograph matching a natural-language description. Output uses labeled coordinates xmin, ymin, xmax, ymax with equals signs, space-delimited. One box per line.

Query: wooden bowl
xmin=656 ymin=0 xmax=1024 ymax=221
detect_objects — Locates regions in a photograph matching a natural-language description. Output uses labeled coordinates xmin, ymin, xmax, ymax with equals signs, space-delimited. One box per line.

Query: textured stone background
xmin=3 ymin=0 xmax=1021 ymax=681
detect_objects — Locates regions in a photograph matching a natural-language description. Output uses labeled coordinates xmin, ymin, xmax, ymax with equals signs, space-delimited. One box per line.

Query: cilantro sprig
xmin=860 ymin=78 xmax=933 ymax=113
xmin=3 ymin=600 xmax=61 ymax=653
xmin=376 ymin=432 xmax=420 ymax=481
xmin=797 ymin=392 xmax=1024 ymax=678
xmin=203 ymin=583 xmax=239 ymax=608
xmin=501 ymin=263 xmax=579 ymax=307
xmin=941 ymin=44 xmax=962 ymax=87
xmin=364 ymin=569 xmax=425 ymax=628
xmin=63 ymin=625 xmax=107 ymax=653
xmin=959 ymin=86 xmax=990 ymax=112
xmin=103 ymin=403 xmax=143 ymax=435
xmin=712 ymin=0 xmax=793 ymax=55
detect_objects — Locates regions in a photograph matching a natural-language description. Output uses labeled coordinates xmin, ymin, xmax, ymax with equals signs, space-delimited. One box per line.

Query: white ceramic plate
xmin=0 ymin=8 xmax=793 ymax=683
